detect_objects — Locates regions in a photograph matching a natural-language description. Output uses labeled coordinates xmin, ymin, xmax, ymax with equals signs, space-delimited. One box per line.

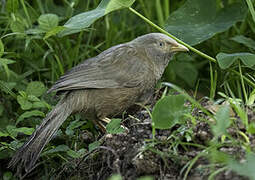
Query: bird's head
xmin=132 ymin=33 xmax=189 ymax=63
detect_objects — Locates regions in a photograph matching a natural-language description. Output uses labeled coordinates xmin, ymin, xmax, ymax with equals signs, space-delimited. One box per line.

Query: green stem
xmin=20 ymin=0 xmax=32 ymax=27
xmin=239 ymin=61 xmax=248 ymax=103
xmin=208 ymin=167 xmax=228 ymax=180
xmin=246 ymin=0 xmax=255 ymax=23
xmin=232 ymin=69 xmax=255 ymax=88
xmin=164 ymin=0 xmax=169 ymax=20
xmin=44 ymin=40 xmax=64 ymax=75
xmin=129 ymin=7 xmax=216 ymax=63
xmin=155 ymin=0 xmax=164 ymax=27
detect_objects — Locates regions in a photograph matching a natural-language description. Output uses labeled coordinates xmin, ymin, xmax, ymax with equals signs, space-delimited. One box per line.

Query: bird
xmin=8 ymin=33 xmax=188 ymax=174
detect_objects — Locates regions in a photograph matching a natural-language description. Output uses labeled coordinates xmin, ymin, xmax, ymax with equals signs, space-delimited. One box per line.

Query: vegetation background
xmin=0 ymin=0 xmax=255 ymax=179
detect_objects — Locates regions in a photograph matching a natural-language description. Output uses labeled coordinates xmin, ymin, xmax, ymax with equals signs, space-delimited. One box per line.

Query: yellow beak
xmin=170 ymin=43 xmax=189 ymax=53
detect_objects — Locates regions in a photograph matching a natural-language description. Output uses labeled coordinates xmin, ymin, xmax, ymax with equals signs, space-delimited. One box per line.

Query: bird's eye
xmin=159 ymin=42 xmax=163 ymax=47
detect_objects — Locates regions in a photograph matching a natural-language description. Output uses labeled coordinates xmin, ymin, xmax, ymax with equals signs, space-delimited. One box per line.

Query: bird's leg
xmin=96 ymin=117 xmax=129 ymax=133
xmin=92 ymin=119 xmax=106 ymax=133
xmin=92 ymin=117 xmax=112 ymax=133
xmin=100 ymin=117 xmax=111 ymax=124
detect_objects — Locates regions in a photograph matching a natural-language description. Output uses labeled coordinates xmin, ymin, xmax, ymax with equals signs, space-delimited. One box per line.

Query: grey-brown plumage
xmin=8 ymin=33 xmax=188 ymax=174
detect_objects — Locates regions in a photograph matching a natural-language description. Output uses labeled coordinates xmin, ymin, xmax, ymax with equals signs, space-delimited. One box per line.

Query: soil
xmin=50 ymin=98 xmax=251 ymax=180
xmin=10 ymin=91 xmax=254 ymax=180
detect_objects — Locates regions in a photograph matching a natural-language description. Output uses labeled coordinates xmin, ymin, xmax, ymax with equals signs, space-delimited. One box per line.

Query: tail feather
xmin=8 ymin=98 xmax=72 ymax=174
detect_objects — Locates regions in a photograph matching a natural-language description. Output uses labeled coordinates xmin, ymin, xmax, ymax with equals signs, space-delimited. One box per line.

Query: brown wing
xmin=48 ymin=44 xmax=149 ymax=93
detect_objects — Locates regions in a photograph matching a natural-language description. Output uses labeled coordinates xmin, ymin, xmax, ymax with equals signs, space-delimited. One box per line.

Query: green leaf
xmin=26 ymin=81 xmax=46 ymax=97
xmin=164 ymin=0 xmax=247 ymax=45
xmin=67 ymin=148 xmax=86 ymax=158
xmin=26 ymin=28 xmax=46 ymax=35
xmin=6 ymin=0 xmax=19 ymax=13
xmin=216 ymin=52 xmax=255 ymax=69
xmin=0 ymin=58 xmax=15 ymax=78
xmin=169 ymin=61 xmax=198 ymax=87
xmin=106 ymin=118 xmax=125 ymax=134
xmin=137 ymin=176 xmax=154 ymax=180
xmin=0 ymin=58 xmax=15 ymax=66
xmin=44 ymin=26 xmax=65 ymax=39
xmin=17 ymin=95 xmax=32 ymax=110
xmin=27 ymin=95 xmax=40 ymax=102
xmin=152 ymin=95 xmax=186 ymax=129
xmin=107 ymin=174 xmax=122 ymax=180
xmin=229 ymin=99 xmax=248 ymax=128
xmin=60 ymin=0 xmax=135 ymax=36
xmin=42 ymin=145 xmax=70 ymax=156
xmin=6 ymin=125 xmax=18 ymax=138
xmin=248 ymin=123 xmax=255 ymax=134
xmin=16 ymin=110 xmax=45 ymax=125
xmin=228 ymin=153 xmax=255 ymax=179
xmin=212 ymin=105 xmax=230 ymax=137
xmin=10 ymin=20 xmax=25 ymax=33
xmin=89 ymin=141 xmax=101 ymax=152
xmin=65 ymin=119 xmax=86 ymax=136
xmin=0 ymin=130 xmax=9 ymax=137
xmin=32 ymin=101 xmax=48 ymax=109
xmin=0 ymin=81 xmax=16 ymax=98
xmin=0 ymin=39 xmax=4 ymax=58
xmin=247 ymin=89 xmax=255 ymax=106
xmin=3 ymin=171 xmax=13 ymax=180
xmin=14 ymin=127 xmax=34 ymax=135
xmin=38 ymin=14 xmax=59 ymax=32
xmin=231 ymin=35 xmax=255 ymax=50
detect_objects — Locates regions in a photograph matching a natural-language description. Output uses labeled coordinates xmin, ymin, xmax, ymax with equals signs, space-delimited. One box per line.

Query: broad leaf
xmin=164 ymin=0 xmax=247 ymax=45
xmin=60 ymin=0 xmax=135 ymax=36
xmin=166 ymin=61 xmax=198 ymax=87
xmin=67 ymin=148 xmax=86 ymax=158
xmin=6 ymin=125 xmax=18 ymax=138
xmin=228 ymin=153 xmax=255 ymax=179
xmin=212 ymin=105 xmax=230 ymax=137
xmin=44 ymin=26 xmax=65 ymax=39
xmin=216 ymin=52 xmax=255 ymax=69
xmin=89 ymin=141 xmax=101 ymax=152
xmin=38 ymin=14 xmax=59 ymax=32
xmin=0 ymin=130 xmax=9 ymax=137
xmin=65 ymin=119 xmax=86 ymax=136
xmin=26 ymin=81 xmax=46 ymax=97
xmin=14 ymin=127 xmax=34 ymax=135
xmin=248 ymin=123 xmax=255 ymax=134
xmin=106 ymin=118 xmax=125 ymax=134
xmin=231 ymin=35 xmax=255 ymax=50
xmin=16 ymin=110 xmax=45 ymax=125
xmin=42 ymin=145 xmax=70 ymax=156
xmin=108 ymin=174 xmax=122 ymax=180
xmin=17 ymin=95 xmax=32 ymax=110
xmin=0 ymin=58 xmax=15 ymax=66
xmin=152 ymin=95 xmax=186 ymax=129
xmin=10 ymin=20 xmax=25 ymax=33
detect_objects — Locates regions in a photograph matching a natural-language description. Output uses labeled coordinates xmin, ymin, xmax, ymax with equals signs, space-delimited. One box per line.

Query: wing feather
xmin=48 ymin=44 xmax=149 ymax=93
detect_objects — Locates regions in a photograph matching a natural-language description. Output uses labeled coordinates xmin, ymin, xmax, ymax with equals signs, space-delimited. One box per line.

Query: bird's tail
xmin=8 ymin=97 xmax=72 ymax=174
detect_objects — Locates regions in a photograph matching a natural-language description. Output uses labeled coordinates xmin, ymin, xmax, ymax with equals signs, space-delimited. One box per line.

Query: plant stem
xmin=129 ymin=7 xmax=216 ymax=63
xmin=20 ymin=0 xmax=32 ymax=27
xmin=246 ymin=0 xmax=255 ymax=23
xmin=164 ymin=0 xmax=169 ymax=20
xmin=155 ymin=0 xmax=164 ymax=27
xmin=239 ymin=61 xmax=248 ymax=103
xmin=232 ymin=69 xmax=255 ymax=88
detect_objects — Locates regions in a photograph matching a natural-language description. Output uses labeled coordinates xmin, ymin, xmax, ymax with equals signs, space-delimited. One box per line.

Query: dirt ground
xmin=50 ymin=99 xmax=250 ymax=180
